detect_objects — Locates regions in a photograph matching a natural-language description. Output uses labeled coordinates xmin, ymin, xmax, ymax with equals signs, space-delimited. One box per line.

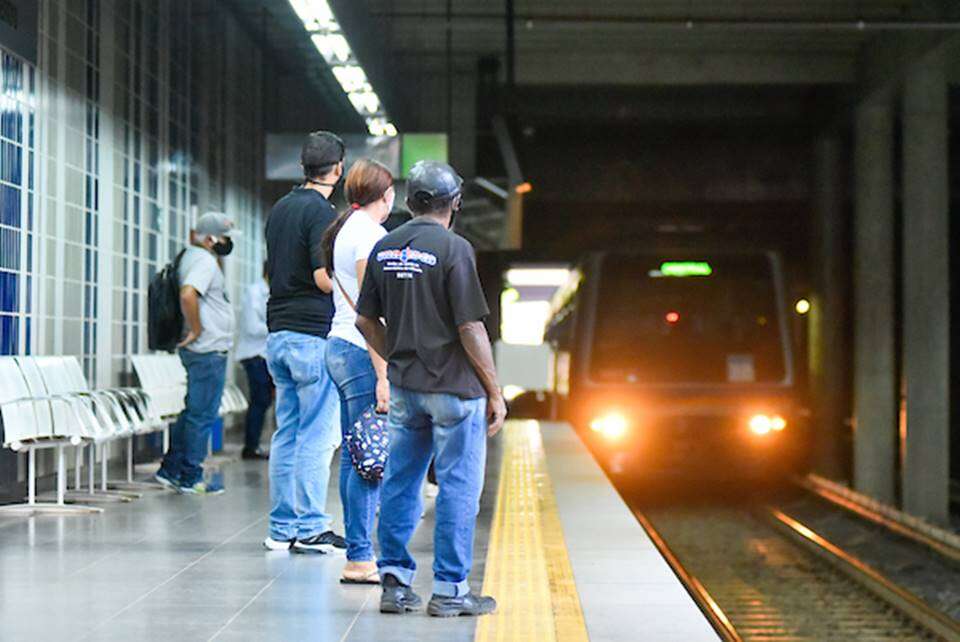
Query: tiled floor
xmin=0 ymin=448 xmax=495 ymax=642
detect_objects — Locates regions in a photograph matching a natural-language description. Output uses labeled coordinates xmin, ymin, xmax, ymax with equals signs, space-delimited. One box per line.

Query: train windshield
xmin=590 ymin=254 xmax=786 ymax=385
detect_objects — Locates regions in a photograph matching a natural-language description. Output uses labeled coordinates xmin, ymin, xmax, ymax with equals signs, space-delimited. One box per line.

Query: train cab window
xmin=590 ymin=254 xmax=786 ymax=385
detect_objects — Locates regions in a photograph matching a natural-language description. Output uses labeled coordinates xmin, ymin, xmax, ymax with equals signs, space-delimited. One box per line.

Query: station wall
xmin=1 ymin=0 xmax=270 ymax=489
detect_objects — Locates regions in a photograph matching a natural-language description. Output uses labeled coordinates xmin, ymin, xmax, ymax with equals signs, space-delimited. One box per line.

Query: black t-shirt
xmin=265 ymin=188 xmax=336 ymax=337
xmin=356 ymin=217 xmax=490 ymax=399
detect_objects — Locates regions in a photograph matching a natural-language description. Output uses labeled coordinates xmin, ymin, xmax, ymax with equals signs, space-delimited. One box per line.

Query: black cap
xmin=301 ymin=131 xmax=345 ymax=169
xmin=406 ymin=160 xmax=463 ymax=212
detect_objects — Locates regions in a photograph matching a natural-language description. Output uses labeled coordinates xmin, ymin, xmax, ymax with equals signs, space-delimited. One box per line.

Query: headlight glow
xmin=749 ymin=414 xmax=787 ymax=436
xmin=590 ymin=412 xmax=629 ymax=440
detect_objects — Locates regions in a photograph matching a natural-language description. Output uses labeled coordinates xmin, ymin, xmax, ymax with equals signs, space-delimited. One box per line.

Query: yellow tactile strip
xmin=476 ymin=421 xmax=590 ymax=642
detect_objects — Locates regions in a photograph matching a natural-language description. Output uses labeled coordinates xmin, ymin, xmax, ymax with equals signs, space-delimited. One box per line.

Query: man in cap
xmin=155 ymin=212 xmax=238 ymax=494
xmin=261 ymin=131 xmax=347 ymax=553
xmin=356 ymin=160 xmax=506 ymax=617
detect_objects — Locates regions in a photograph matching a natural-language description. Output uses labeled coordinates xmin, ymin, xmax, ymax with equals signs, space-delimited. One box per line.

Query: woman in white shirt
xmin=322 ymin=159 xmax=393 ymax=584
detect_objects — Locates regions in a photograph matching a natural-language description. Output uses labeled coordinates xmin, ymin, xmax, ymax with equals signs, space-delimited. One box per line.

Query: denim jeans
xmin=241 ymin=356 xmax=274 ymax=452
xmin=377 ymin=385 xmax=487 ymax=597
xmin=265 ymin=331 xmax=341 ymax=541
xmin=325 ymin=337 xmax=381 ymax=562
xmin=159 ymin=349 xmax=228 ymax=487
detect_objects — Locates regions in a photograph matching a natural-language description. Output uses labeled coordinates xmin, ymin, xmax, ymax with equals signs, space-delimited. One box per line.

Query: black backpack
xmin=148 ymin=249 xmax=186 ymax=352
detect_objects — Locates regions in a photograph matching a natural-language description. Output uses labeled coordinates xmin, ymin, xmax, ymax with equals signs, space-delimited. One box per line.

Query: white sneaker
xmin=263 ymin=536 xmax=294 ymax=551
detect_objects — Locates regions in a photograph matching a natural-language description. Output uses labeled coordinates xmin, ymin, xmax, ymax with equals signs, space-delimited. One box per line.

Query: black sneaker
xmin=427 ymin=592 xmax=497 ymax=617
xmin=380 ymin=574 xmax=423 ymax=614
xmin=292 ymin=530 xmax=346 ymax=554
xmin=242 ymin=448 xmax=269 ymax=460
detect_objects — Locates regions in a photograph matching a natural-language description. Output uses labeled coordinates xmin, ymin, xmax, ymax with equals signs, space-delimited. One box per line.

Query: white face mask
xmin=382 ymin=186 xmax=396 ymax=221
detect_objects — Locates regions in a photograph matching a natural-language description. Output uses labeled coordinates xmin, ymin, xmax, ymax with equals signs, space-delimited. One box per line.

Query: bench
xmin=0 ymin=357 xmax=102 ymax=515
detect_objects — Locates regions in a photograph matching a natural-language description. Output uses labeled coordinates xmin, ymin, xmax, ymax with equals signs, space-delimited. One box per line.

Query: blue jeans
xmin=265 ymin=331 xmax=341 ymax=541
xmin=377 ymin=386 xmax=487 ymax=597
xmin=325 ymin=337 xmax=381 ymax=562
xmin=241 ymin=356 xmax=274 ymax=452
xmin=159 ymin=349 xmax=228 ymax=487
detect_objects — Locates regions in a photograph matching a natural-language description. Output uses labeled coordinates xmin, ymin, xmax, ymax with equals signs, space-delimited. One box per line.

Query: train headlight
xmin=590 ymin=412 xmax=629 ymax=441
xmin=749 ymin=414 xmax=787 ymax=436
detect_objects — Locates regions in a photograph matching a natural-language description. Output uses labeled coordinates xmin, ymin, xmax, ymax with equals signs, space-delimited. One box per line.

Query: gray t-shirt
xmin=178 ymin=246 xmax=234 ymax=353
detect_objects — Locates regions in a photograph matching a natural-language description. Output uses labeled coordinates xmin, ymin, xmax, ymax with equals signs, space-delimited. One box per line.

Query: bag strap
xmin=333 ymin=271 xmax=357 ymax=312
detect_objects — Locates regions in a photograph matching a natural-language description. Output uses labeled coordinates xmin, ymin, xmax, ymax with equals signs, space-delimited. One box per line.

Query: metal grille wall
xmin=0 ymin=0 xmax=268 ymax=488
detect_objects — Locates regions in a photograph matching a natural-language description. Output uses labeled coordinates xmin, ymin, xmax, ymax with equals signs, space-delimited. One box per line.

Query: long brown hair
xmin=321 ymin=158 xmax=394 ymax=272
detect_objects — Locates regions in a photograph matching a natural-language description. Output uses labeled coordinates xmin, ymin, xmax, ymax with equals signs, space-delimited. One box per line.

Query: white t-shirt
xmin=328 ymin=211 xmax=387 ymax=348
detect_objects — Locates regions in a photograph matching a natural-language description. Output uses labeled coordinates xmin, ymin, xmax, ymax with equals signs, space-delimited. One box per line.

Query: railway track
xmin=633 ymin=500 xmax=960 ymax=641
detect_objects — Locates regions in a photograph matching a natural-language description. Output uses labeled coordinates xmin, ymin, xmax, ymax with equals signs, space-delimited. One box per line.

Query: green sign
xmin=401 ymin=133 xmax=448 ymax=177
xmin=659 ymin=261 xmax=713 ymax=277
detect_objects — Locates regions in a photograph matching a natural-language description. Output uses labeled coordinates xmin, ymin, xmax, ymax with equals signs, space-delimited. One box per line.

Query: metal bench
xmin=0 ymin=357 xmax=101 ymax=515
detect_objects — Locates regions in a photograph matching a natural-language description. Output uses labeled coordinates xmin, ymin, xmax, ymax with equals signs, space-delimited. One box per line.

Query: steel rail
xmin=797 ymin=474 xmax=960 ymax=566
xmin=765 ymin=508 xmax=960 ymax=642
xmin=633 ymin=510 xmax=742 ymax=642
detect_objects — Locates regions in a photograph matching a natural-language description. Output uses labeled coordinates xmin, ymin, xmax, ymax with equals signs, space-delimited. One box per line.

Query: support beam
xmin=852 ymin=99 xmax=897 ymax=503
xmin=809 ymin=137 xmax=846 ymax=479
xmin=901 ymin=60 xmax=950 ymax=524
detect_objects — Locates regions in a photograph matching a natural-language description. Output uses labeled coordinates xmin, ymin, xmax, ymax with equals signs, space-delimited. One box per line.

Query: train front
xmin=549 ymin=252 xmax=807 ymax=480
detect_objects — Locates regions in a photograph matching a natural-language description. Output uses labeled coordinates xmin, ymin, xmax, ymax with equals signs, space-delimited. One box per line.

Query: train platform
xmin=0 ymin=421 xmax=719 ymax=641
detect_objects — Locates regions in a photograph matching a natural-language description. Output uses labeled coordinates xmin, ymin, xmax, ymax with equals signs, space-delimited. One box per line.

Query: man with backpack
xmin=154 ymin=212 xmax=238 ymax=495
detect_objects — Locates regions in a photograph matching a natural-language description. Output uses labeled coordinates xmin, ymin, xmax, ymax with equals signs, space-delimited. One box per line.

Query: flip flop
xmin=340 ymin=563 xmax=381 ymax=585
xmin=340 ymin=571 xmax=381 ymax=585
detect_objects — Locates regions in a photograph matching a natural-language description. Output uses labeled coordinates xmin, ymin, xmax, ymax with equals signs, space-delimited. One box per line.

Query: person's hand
xmin=375 ymin=377 xmax=390 ymax=414
xmin=486 ymin=394 xmax=507 ymax=437
xmin=177 ymin=329 xmax=199 ymax=348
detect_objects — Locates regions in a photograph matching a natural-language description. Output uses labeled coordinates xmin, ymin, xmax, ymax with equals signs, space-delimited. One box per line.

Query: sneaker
xmin=263 ymin=536 xmax=295 ymax=551
xmin=179 ymin=479 xmax=226 ymax=495
xmin=292 ymin=530 xmax=346 ymax=554
xmin=155 ymin=470 xmax=180 ymax=491
xmin=242 ymin=448 xmax=269 ymax=460
xmin=380 ymin=574 xmax=423 ymax=614
xmin=427 ymin=592 xmax=497 ymax=618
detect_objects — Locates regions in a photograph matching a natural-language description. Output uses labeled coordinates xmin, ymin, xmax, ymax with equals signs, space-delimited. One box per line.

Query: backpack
xmin=148 ymin=249 xmax=186 ymax=352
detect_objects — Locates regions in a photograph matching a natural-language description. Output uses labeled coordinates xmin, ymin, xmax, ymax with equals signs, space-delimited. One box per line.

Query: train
xmin=543 ymin=250 xmax=807 ymax=479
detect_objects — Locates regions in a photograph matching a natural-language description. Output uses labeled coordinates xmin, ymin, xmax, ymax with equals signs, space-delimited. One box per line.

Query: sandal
xmin=340 ymin=561 xmax=381 ymax=585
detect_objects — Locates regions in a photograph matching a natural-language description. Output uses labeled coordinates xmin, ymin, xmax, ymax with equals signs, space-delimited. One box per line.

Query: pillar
xmin=852 ymin=98 xmax=897 ymax=503
xmin=901 ymin=60 xmax=950 ymax=523
xmin=809 ymin=137 xmax=846 ymax=478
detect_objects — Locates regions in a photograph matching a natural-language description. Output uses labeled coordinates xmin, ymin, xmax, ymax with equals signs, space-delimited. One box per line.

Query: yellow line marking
xmin=476 ymin=421 xmax=590 ymax=642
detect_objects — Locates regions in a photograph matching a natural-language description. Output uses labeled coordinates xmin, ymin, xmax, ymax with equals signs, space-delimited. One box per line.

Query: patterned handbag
xmin=346 ymin=404 xmax=390 ymax=482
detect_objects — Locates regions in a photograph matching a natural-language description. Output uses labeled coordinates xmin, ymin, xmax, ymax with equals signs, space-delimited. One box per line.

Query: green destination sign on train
xmin=659 ymin=261 xmax=714 ymax=277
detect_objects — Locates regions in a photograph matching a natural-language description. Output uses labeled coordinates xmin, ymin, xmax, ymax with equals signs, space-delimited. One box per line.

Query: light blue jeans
xmin=325 ymin=337 xmax=380 ymax=562
xmin=265 ymin=331 xmax=341 ymax=541
xmin=159 ymin=349 xmax=227 ymax=487
xmin=377 ymin=386 xmax=487 ymax=597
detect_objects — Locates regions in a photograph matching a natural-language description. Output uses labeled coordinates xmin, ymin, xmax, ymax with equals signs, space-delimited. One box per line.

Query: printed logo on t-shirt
xmin=376 ymin=246 xmax=438 ymax=278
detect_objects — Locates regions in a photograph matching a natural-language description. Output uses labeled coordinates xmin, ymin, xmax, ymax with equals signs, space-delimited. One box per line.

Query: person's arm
xmin=458 ymin=321 xmax=506 ymax=436
xmin=355 ymin=258 xmax=390 ymax=412
xmin=177 ymin=285 xmax=202 ymax=347
xmin=356 ymin=314 xmax=388 ymax=360
xmin=313 ymin=268 xmax=333 ymax=293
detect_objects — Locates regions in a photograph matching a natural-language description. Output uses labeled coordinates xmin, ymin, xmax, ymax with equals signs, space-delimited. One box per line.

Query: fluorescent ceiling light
xmin=505 ymin=268 xmax=572 ymax=287
xmin=291 ymin=0 xmax=396 ymax=137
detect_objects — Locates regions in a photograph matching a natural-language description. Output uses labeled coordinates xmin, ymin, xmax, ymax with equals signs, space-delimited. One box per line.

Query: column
xmin=901 ymin=60 xmax=950 ymax=523
xmin=852 ymin=98 xmax=897 ymax=503
xmin=809 ymin=137 xmax=846 ymax=478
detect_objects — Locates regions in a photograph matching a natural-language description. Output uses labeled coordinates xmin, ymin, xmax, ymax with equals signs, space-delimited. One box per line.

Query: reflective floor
xmin=0 ymin=449 xmax=492 ymax=642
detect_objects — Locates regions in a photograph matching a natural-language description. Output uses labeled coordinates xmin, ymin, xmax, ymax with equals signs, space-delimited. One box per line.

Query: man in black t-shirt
xmin=261 ymin=131 xmax=346 ymax=555
xmin=356 ymin=161 xmax=506 ymax=618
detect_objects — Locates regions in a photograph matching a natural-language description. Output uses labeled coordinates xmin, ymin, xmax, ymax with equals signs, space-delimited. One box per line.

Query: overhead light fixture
xmin=505 ymin=268 xmax=571 ymax=287
xmin=290 ymin=0 xmax=397 ymax=137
